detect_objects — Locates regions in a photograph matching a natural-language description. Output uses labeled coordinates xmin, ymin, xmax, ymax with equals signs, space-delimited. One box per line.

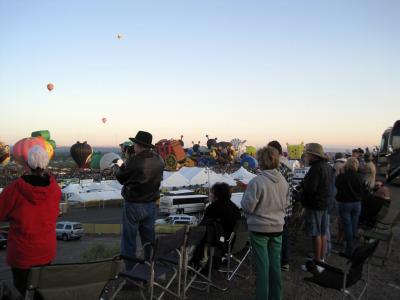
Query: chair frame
xmin=218 ymin=229 xmax=252 ymax=281
xmin=305 ymin=241 xmax=379 ymax=300
xmin=24 ymin=257 xmax=124 ymax=300
xmin=360 ymin=211 xmax=400 ymax=265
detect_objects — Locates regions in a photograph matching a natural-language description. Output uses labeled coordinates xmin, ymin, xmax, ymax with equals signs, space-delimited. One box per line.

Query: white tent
xmin=207 ymin=172 xmax=237 ymax=187
xmin=180 ymin=167 xmax=214 ymax=186
xmin=62 ymin=184 xmax=81 ymax=195
xmin=231 ymin=167 xmax=256 ymax=184
xmin=84 ymin=182 xmax=114 ymax=192
xmin=102 ymin=180 xmax=123 ymax=190
xmin=161 ymin=172 xmax=190 ymax=188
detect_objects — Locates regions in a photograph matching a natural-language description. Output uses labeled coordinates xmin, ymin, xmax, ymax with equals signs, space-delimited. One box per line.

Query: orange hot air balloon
xmin=47 ymin=83 xmax=54 ymax=91
xmin=13 ymin=137 xmax=47 ymax=166
xmin=101 ymin=117 xmax=107 ymax=124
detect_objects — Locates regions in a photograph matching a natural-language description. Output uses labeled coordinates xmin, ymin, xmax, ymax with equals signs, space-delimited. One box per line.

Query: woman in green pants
xmin=241 ymin=146 xmax=289 ymax=300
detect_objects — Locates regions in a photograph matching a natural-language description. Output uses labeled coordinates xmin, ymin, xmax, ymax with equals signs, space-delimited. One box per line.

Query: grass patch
xmin=81 ymin=243 xmax=120 ymax=262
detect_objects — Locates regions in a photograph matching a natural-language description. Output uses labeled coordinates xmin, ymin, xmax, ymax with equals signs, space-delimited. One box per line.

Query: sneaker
xmin=281 ymin=264 xmax=290 ymax=272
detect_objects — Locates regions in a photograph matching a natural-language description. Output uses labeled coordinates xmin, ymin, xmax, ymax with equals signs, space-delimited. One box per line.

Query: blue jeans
xmin=338 ymin=202 xmax=361 ymax=256
xmin=281 ymin=217 xmax=290 ymax=265
xmin=121 ymin=201 xmax=157 ymax=269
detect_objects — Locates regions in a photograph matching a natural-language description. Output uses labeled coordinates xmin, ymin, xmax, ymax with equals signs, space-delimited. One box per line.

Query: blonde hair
xmin=257 ymin=146 xmax=279 ymax=170
xmin=345 ymin=157 xmax=359 ymax=172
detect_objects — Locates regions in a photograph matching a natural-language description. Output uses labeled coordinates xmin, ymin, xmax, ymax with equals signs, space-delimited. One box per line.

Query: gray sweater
xmin=241 ymin=169 xmax=289 ymax=233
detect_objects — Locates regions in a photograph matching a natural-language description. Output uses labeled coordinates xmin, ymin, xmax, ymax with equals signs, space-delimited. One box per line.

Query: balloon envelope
xmin=0 ymin=142 xmax=10 ymax=166
xmin=90 ymin=152 xmax=102 ymax=170
xmin=47 ymin=83 xmax=54 ymax=91
xmin=13 ymin=137 xmax=47 ymax=166
xmin=70 ymin=141 xmax=93 ymax=168
xmin=101 ymin=117 xmax=107 ymax=124
xmin=100 ymin=152 xmax=121 ymax=171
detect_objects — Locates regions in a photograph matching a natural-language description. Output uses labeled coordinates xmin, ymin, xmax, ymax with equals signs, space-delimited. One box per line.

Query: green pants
xmin=249 ymin=231 xmax=282 ymax=300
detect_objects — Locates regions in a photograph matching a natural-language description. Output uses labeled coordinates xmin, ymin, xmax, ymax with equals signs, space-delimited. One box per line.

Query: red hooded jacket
xmin=0 ymin=175 xmax=61 ymax=269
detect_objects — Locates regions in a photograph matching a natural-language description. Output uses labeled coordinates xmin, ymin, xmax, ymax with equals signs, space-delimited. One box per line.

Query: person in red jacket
xmin=0 ymin=146 xmax=61 ymax=296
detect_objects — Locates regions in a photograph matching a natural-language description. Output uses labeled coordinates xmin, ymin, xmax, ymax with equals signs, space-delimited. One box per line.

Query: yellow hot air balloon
xmin=43 ymin=140 xmax=55 ymax=159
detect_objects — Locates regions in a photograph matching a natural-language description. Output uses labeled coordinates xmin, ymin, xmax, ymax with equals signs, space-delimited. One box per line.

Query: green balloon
xmin=90 ymin=152 xmax=102 ymax=169
xmin=31 ymin=130 xmax=51 ymax=141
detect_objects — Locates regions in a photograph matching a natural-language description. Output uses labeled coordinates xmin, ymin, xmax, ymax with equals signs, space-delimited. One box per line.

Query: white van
xmin=159 ymin=190 xmax=208 ymax=214
xmin=155 ymin=214 xmax=198 ymax=225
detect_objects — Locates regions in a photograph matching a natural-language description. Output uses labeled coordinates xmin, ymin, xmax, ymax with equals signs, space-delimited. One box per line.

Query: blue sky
xmin=0 ymin=0 xmax=399 ymax=150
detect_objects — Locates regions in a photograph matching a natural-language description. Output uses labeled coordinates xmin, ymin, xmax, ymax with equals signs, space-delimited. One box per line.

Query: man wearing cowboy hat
xmin=112 ymin=131 xmax=164 ymax=269
xmin=300 ymin=143 xmax=333 ymax=272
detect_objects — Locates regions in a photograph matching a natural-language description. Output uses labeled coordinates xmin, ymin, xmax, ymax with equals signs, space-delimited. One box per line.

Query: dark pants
xmin=281 ymin=217 xmax=290 ymax=265
xmin=338 ymin=202 xmax=361 ymax=256
xmin=121 ymin=201 xmax=157 ymax=269
xmin=11 ymin=267 xmax=30 ymax=296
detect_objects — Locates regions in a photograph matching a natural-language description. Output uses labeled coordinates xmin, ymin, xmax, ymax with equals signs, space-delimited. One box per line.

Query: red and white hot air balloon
xmin=47 ymin=83 xmax=54 ymax=91
xmin=101 ymin=117 xmax=107 ymax=124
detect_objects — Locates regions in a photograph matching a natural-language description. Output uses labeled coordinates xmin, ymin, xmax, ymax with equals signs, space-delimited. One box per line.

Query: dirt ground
xmin=0 ymin=184 xmax=399 ymax=299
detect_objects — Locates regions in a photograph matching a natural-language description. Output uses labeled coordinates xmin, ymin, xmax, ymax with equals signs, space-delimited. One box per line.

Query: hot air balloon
xmin=47 ymin=83 xmax=54 ymax=91
xmin=101 ymin=117 xmax=107 ymax=124
xmin=31 ymin=130 xmax=51 ymax=140
xmin=43 ymin=140 xmax=54 ymax=159
xmin=90 ymin=152 xmax=102 ymax=170
xmin=117 ymin=33 xmax=123 ymax=39
xmin=13 ymin=137 xmax=47 ymax=166
xmin=246 ymin=146 xmax=257 ymax=157
xmin=70 ymin=141 xmax=93 ymax=168
xmin=241 ymin=155 xmax=258 ymax=169
xmin=31 ymin=130 xmax=56 ymax=159
xmin=0 ymin=142 xmax=10 ymax=166
xmin=100 ymin=152 xmax=121 ymax=171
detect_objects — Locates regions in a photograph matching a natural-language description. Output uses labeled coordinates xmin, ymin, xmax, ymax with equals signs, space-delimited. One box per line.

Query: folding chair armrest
xmin=313 ymin=260 xmax=343 ymax=274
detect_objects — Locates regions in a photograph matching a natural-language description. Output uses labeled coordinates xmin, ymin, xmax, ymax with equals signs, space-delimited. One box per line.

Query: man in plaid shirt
xmin=268 ymin=141 xmax=294 ymax=271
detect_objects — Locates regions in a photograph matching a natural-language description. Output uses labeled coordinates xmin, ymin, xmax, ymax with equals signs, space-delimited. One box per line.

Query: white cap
xmin=27 ymin=145 xmax=50 ymax=170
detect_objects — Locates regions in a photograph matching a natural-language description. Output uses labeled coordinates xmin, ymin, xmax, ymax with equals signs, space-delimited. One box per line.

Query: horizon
xmin=1 ymin=1 xmax=399 ymax=148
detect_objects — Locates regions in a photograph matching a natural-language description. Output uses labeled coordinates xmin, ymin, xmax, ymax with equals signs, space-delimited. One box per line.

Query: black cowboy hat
xmin=129 ymin=131 xmax=154 ymax=148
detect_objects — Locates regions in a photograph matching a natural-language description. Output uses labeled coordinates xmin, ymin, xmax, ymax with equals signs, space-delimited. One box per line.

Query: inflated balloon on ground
xmin=70 ymin=141 xmax=93 ymax=168
xmin=13 ymin=137 xmax=47 ymax=166
xmin=0 ymin=142 xmax=10 ymax=166
xmin=100 ymin=152 xmax=121 ymax=171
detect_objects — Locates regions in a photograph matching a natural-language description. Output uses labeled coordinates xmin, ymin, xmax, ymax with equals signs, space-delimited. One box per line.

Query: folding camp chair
xmin=25 ymin=257 xmax=124 ymax=300
xmin=360 ymin=211 xmax=400 ymax=265
xmin=118 ymin=228 xmax=186 ymax=300
xmin=304 ymin=241 xmax=379 ymax=300
xmin=182 ymin=226 xmax=227 ymax=298
xmin=218 ymin=219 xmax=251 ymax=281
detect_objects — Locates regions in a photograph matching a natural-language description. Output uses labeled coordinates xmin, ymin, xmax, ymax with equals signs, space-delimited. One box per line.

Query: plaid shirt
xmin=278 ymin=160 xmax=294 ymax=218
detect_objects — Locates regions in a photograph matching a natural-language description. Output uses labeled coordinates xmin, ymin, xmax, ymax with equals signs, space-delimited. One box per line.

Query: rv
xmin=159 ymin=190 xmax=208 ymax=214
xmin=377 ymin=120 xmax=400 ymax=183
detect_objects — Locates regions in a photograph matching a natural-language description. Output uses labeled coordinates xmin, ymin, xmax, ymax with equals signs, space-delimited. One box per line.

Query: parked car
xmin=155 ymin=214 xmax=198 ymax=225
xmin=56 ymin=221 xmax=84 ymax=241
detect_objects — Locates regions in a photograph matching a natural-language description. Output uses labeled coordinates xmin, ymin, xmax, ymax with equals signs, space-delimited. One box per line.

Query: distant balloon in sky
xmin=47 ymin=83 xmax=54 ymax=91
xmin=101 ymin=117 xmax=107 ymax=124
xmin=117 ymin=33 xmax=123 ymax=39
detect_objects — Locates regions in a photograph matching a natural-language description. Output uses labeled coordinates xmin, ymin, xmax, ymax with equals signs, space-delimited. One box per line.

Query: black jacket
xmin=335 ymin=171 xmax=365 ymax=203
xmin=301 ymin=159 xmax=333 ymax=210
xmin=201 ymin=199 xmax=241 ymax=239
xmin=114 ymin=149 xmax=164 ymax=203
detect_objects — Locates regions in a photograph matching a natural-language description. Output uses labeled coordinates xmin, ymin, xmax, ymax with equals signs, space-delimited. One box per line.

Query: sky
xmin=0 ymin=0 xmax=399 ymax=150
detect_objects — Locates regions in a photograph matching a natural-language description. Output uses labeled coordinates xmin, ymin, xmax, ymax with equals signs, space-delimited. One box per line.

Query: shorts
xmin=305 ymin=209 xmax=328 ymax=236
